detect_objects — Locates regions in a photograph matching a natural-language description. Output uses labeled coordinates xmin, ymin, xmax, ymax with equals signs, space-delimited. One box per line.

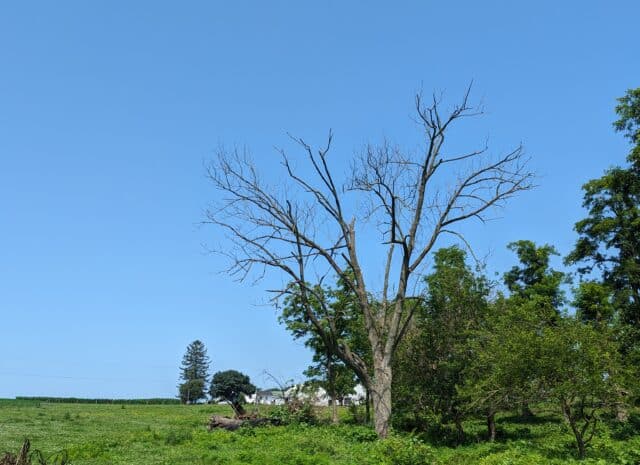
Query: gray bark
xmin=371 ymin=357 xmax=392 ymax=438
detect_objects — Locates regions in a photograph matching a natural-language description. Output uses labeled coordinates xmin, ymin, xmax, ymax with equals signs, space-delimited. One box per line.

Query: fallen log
xmin=207 ymin=415 xmax=275 ymax=431
xmin=207 ymin=415 xmax=244 ymax=431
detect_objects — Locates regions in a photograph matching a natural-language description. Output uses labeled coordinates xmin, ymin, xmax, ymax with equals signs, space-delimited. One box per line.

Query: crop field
xmin=1 ymin=399 xmax=640 ymax=464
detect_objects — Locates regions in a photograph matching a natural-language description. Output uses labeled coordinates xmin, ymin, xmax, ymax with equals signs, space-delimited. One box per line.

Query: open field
xmin=1 ymin=400 xmax=640 ymax=464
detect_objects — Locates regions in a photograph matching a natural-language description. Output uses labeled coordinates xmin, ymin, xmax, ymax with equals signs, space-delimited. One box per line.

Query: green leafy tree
xmin=504 ymin=240 xmax=566 ymax=310
xmin=461 ymin=295 xmax=551 ymax=441
xmin=573 ymin=280 xmax=615 ymax=326
xmin=393 ymin=246 xmax=490 ymax=441
xmin=303 ymin=362 xmax=357 ymax=418
xmin=461 ymin=241 xmax=566 ymax=434
xmin=210 ymin=370 xmax=256 ymax=417
xmin=537 ymin=317 xmax=624 ymax=459
xmin=179 ymin=379 xmax=206 ymax=405
xmin=462 ymin=294 xmax=625 ymax=455
xmin=178 ymin=340 xmax=210 ymax=404
xmin=566 ymin=88 xmax=640 ymax=345
xmin=614 ymin=87 xmax=640 ymax=160
xmin=279 ymin=274 xmax=366 ymax=423
xmin=503 ymin=240 xmax=566 ymax=417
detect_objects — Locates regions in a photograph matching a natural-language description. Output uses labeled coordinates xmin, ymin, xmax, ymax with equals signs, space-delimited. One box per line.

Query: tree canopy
xmin=210 ymin=370 xmax=256 ymax=417
xmin=394 ymin=246 xmax=490 ymax=440
xmin=566 ymin=87 xmax=640 ymax=347
xmin=504 ymin=240 xmax=566 ymax=310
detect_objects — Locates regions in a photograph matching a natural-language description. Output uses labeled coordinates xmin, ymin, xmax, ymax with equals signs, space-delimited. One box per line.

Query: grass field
xmin=1 ymin=399 xmax=640 ymax=464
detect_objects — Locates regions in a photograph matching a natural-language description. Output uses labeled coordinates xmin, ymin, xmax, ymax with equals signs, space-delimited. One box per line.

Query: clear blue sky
xmin=0 ymin=1 xmax=638 ymax=398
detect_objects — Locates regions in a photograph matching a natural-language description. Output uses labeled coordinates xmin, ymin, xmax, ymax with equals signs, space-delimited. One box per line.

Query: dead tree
xmin=205 ymin=87 xmax=534 ymax=438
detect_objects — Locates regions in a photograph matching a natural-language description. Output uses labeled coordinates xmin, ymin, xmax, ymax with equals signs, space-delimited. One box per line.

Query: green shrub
xmin=372 ymin=435 xmax=437 ymax=465
xmin=267 ymin=400 xmax=317 ymax=425
xmin=165 ymin=429 xmax=193 ymax=446
xmin=341 ymin=426 xmax=378 ymax=443
xmin=611 ymin=412 xmax=640 ymax=440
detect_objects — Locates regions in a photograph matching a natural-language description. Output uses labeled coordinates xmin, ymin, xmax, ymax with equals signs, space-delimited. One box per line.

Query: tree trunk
xmin=521 ymin=402 xmax=534 ymax=419
xmin=370 ymin=358 xmax=392 ymax=438
xmin=616 ymin=406 xmax=629 ymax=422
xmin=576 ymin=434 xmax=586 ymax=460
xmin=331 ymin=398 xmax=339 ymax=424
xmin=365 ymin=388 xmax=371 ymax=425
xmin=454 ymin=418 xmax=465 ymax=444
xmin=562 ymin=401 xmax=586 ymax=460
xmin=231 ymin=401 xmax=246 ymax=418
xmin=487 ymin=412 xmax=497 ymax=442
xmin=328 ymin=356 xmax=339 ymax=424
xmin=614 ymin=388 xmax=629 ymax=422
xmin=208 ymin=415 xmax=245 ymax=431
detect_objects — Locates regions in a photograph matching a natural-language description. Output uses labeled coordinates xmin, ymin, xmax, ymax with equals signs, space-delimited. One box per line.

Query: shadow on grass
xmin=396 ymin=412 xmax=565 ymax=448
xmin=498 ymin=412 xmax=562 ymax=426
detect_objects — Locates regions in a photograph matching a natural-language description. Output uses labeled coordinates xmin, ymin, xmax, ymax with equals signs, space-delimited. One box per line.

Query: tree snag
xmin=205 ymin=86 xmax=534 ymax=438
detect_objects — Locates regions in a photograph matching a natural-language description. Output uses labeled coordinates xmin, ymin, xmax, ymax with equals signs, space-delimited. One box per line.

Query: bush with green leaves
xmin=371 ymin=435 xmax=437 ymax=465
xmin=267 ymin=399 xmax=317 ymax=426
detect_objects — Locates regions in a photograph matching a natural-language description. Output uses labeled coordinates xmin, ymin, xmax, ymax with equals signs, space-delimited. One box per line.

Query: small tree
xmin=538 ymin=318 xmax=624 ymax=459
xmin=304 ymin=358 xmax=357 ymax=424
xmin=463 ymin=296 xmax=626 ymax=457
xmin=179 ymin=379 xmax=206 ymax=405
xmin=210 ymin=370 xmax=256 ymax=417
xmin=280 ymin=274 xmax=365 ymax=424
xmin=178 ymin=340 xmax=210 ymax=404
xmin=393 ymin=246 xmax=490 ymax=441
xmin=461 ymin=296 xmax=550 ymax=441
xmin=504 ymin=240 xmax=567 ymax=417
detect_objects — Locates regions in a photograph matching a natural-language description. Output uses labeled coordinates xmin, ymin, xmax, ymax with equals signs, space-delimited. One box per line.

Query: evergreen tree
xmin=178 ymin=340 xmax=210 ymax=403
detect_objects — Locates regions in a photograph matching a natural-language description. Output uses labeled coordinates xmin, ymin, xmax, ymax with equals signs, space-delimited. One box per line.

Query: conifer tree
xmin=178 ymin=340 xmax=210 ymax=403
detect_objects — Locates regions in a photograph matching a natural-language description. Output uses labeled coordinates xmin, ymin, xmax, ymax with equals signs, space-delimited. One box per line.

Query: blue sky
xmin=0 ymin=1 xmax=638 ymax=398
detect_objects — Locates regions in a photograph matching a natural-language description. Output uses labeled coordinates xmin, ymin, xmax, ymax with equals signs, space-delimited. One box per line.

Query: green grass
xmin=1 ymin=400 xmax=639 ymax=464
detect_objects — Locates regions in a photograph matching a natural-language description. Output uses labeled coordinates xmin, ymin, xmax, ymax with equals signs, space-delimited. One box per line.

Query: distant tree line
xmin=15 ymin=396 xmax=180 ymax=405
